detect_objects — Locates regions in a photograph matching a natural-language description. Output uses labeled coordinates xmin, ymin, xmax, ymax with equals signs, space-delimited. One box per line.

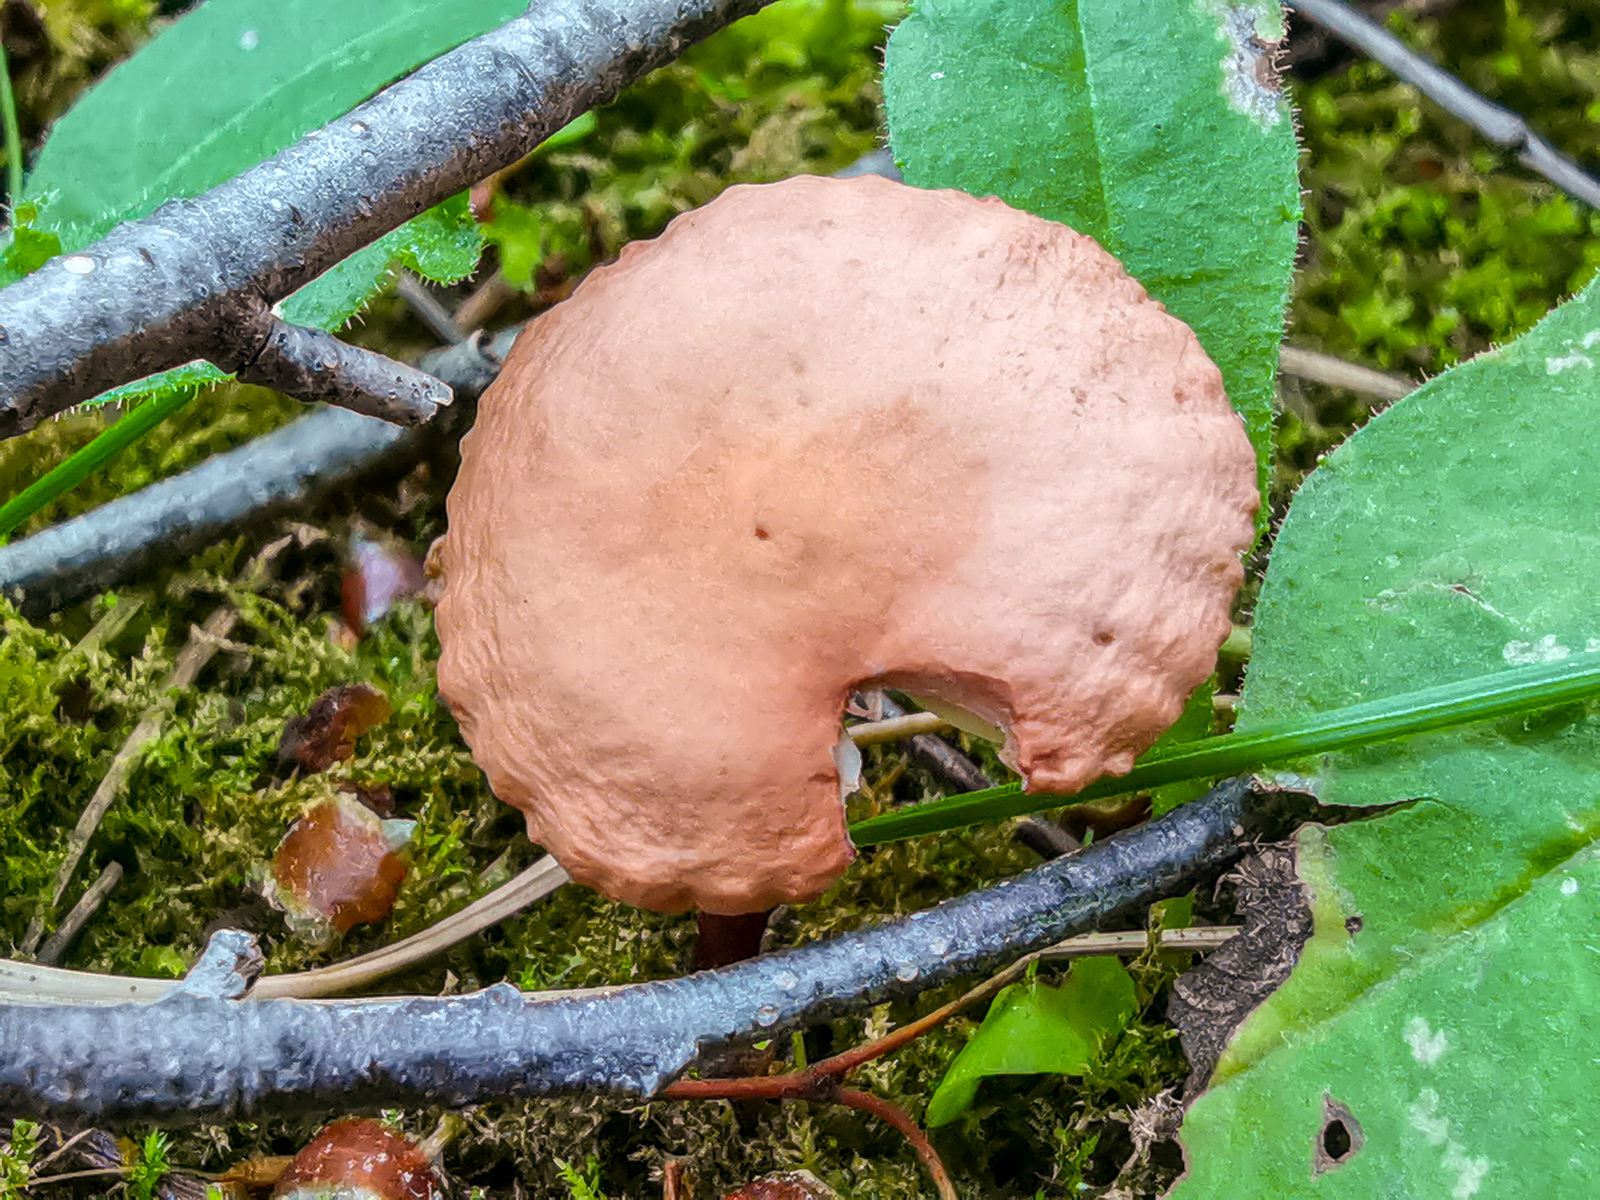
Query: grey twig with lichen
xmin=0 ymin=0 xmax=773 ymax=439
xmin=0 ymin=778 xmax=1311 ymax=1127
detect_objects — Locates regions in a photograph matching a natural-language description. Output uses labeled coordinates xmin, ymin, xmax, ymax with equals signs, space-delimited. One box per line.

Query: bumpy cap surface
xmin=435 ymin=175 xmax=1257 ymax=914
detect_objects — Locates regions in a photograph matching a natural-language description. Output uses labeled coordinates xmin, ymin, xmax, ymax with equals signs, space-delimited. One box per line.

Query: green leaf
xmin=23 ymin=0 xmax=504 ymax=335
xmin=280 ymin=193 xmax=483 ymax=330
xmin=926 ymin=957 xmax=1136 ymax=1127
xmin=129 ymin=1129 xmax=170 ymax=1200
xmin=481 ymin=200 xmax=547 ymax=290
xmin=0 ymin=202 xmax=62 ymax=286
xmin=1173 ymin=280 xmax=1600 ymax=1192
xmin=883 ymin=0 xmax=1301 ymax=512
xmin=24 ymin=0 xmax=527 ymax=249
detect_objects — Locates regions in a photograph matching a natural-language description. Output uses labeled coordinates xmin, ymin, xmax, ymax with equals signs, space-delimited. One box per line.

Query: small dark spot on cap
xmin=754 ymin=527 xmax=771 ymax=541
xmin=1093 ymin=630 xmax=1115 ymax=646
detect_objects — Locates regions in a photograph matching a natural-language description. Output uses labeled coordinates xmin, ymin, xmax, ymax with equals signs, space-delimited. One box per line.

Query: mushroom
xmin=434 ymin=175 xmax=1257 ymax=916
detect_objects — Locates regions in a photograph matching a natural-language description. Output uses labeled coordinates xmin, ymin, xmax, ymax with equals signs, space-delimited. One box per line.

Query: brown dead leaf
xmin=268 ymin=684 xmax=392 ymax=782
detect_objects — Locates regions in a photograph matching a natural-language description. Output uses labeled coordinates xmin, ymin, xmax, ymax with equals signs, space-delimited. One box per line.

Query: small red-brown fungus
xmin=272 ymin=1118 xmax=440 ymax=1199
xmin=435 ymin=174 xmax=1258 ymax=915
xmin=269 ymin=795 xmax=408 ymax=933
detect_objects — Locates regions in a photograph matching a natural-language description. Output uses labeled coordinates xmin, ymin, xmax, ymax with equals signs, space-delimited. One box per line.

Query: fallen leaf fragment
xmin=272 ymin=1119 xmax=440 ymax=1199
xmin=268 ymin=796 xmax=411 ymax=934
xmin=268 ymin=683 xmax=392 ymax=781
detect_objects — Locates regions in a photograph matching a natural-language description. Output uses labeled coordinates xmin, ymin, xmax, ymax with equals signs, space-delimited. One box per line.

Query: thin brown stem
xmin=662 ymin=1159 xmax=688 ymax=1200
xmin=28 ymin=1129 xmax=97 ymax=1173
xmin=835 ymin=1088 xmax=957 ymax=1200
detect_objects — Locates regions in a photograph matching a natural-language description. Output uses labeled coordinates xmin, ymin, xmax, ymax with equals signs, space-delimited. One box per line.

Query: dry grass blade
xmin=1 ymin=856 xmax=571 ymax=1005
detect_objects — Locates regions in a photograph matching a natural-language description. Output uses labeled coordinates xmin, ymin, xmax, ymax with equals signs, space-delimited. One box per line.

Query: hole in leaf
xmin=1345 ymin=914 xmax=1363 ymax=935
xmin=1313 ymin=1096 xmax=1364 ymax=1175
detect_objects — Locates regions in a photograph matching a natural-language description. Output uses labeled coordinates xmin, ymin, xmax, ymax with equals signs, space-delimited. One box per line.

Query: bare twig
xmin=0 ymin=779 xmax=1306 ymax=1125
xmin=1012 ymin=818 xmax=1082 ymax=860
xmin=858 ymin=689 xmax=994 ymax=793
xmin=1289 ymin=0 xmax=1600 ymax=209
xmin=664 ymin=925 xmax=1238 ymax=1197
xmin=395 ymin=273 xmax=468 ymax=346
xmin=452 ymin=272 xmax=516 ymax=332
xmin=35 ymin=861 xmax=123 ymax=966
xmin=28 ymin=1128 xmax=98 ymax=1173
xmin=0 ymin=0 xmax=774 ymax=436
xmin=665 ymin=927 xmax=1240 ymax=1102
xmin=0 ymin=325 xmax=513 ymax=617
xmin=1278 ymin=344 xmax=1414 ymax=402
xmin=3 ymin=855 xmax=569 ymax=1006
xmin=240 ymin=320 xmax=451 ymax=425
xmin=20 ymin=1166 xmax=129 ymax=1187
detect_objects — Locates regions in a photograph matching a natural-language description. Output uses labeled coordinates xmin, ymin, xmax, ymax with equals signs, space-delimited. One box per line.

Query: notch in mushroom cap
xmin=435 ymin=174 xmax=1258 ymax=916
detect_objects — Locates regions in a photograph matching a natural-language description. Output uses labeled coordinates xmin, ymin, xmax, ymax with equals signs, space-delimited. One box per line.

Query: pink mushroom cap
xmin=435 ymin=175 xmax=1258 ymax=915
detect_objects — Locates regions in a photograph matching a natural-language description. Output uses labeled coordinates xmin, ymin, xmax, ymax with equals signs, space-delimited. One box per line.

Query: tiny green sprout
xmin=128 ymin=1129 xmax=170 ymax=1200
xmin=556 ymin=1154 xmax=606 ymax=1200
xmin=2 ymin=1119 xmax=40 ymax=1194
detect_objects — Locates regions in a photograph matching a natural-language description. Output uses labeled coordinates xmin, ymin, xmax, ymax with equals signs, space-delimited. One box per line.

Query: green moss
xmin=15 ymin=0 xmax=1600 ymax=1193
xmin=1291 ymin=1 xmax=1600 ymax=376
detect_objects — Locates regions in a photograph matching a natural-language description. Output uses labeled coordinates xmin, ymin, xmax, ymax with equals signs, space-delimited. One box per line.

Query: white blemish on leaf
xmin=1586 ymin=638 xmax=1600 ymax=654
xmin=1562 ymin=877 xmax=1580 ymax=896
xmin=1582 ymin=329 xmax=1600 ymax=348
xmin=1410 ymin=1089 xmax=1450 ymax=1143
xmin=1503 ymin=634 xmax=1572 ymax=665
xmin=1444 ymin=1143 xmax=1492 ymax=1199
xmin=1404 ymin=1016 xmax=1448 ymax=1066
xmin=1546 ymin=350 xmax=1593 ymax=374
xmin=1409 ymin=1091 xmax=1492 ymax=1198
xmin=1198 ymin=2 xmax=1285 ymax=129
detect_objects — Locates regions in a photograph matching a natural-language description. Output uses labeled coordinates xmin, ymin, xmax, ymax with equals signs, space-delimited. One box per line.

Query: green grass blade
xmin=0 ymin=385 xmax=200 ymax=542
xmin=0 ymin=40 xmax=20 ymax=206
xmin=848 ymin=655 xmax=1600 ymax=845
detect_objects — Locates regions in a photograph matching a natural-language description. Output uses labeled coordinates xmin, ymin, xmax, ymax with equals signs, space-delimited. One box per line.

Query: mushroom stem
xmin=693 ymin=910 xmax=773 ymax=971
